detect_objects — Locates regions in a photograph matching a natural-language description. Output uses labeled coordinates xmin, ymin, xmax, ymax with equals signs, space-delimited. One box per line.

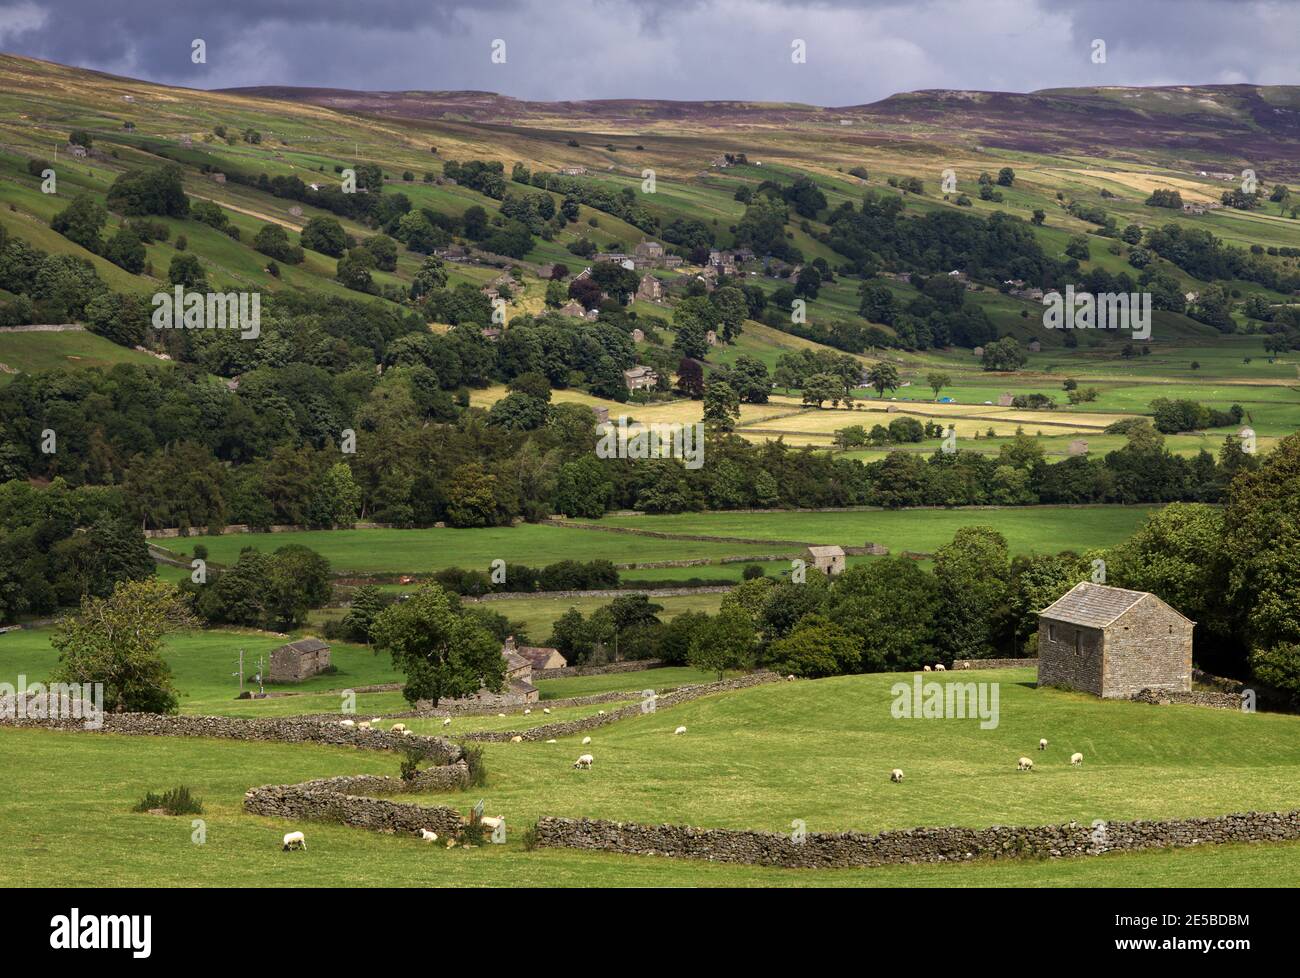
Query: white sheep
xmin=543 ymin=708 xmax=551 ymax=714
xmin=545 ymin=738 xmax=557 ymax=744
xmin=282 ymin=831 xmax=307 ymax=851
xmin=420 ymin=829 xmax=438 ymax=842
xmin=890 ymin=768 xmax=904 ymax=783
xmin=786 ymin=674 xmax=796 ymax=682
xmin=339 ymin=719 xmax=355 ymax=728
xmin=402 ymin=729 xmax=414 ymax=736
xmin=573 ymin=753 xmax=594 ymax=769
xmin=598 ymin=710 xmax=606 ymax=716
xmin=370 ymin=718 xmax=382 ymax=725
xmin=1071 ymin=752 xmax=1083 ymax=766
xmin=509 ymin=735 xmax=523 ymax=743
xmin=391 ymin=723 xmax=407 ymax=733
xmin=1039 ymin=738 xmax=1048 ymax=751
xmin=523 ymin=709 xmax=531 ymax=715
xmin=923 ymin=665 xmax=931 ymax=672
xmin=1017 ymin=757 xmax=1033 ymax=772
xmin=674 ymin=725 xmax=687 ymax=735
xmin=442 ymin=718 xmax=451 ymax=726
xmin=581 ymin=736 xmax=592 ymax=745
xmin=934 ymin=663 xmax=946 ymax=672
xmin=358 ymin=720 xmax=371 ymax=730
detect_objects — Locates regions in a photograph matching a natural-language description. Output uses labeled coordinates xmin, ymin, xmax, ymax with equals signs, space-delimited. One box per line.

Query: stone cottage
xmin=805 ymin=545 xmax=846 ymax=576
xmin=268 ymin=638 xmax=331 ymax=683
xmin=1037 ymin=582 xmax=1194 ymax=699
xmin=623 ymin=365 xmax=659 ymax=391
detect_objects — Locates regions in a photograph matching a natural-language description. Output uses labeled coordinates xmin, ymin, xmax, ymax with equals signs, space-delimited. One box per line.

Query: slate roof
xmin=275 ymin=637 xmax=329 ymax=654
xmin=806 ymin=545 xmax=845 ymax=558
xmin=1039 ymin=582 xmax=1169 ymax=629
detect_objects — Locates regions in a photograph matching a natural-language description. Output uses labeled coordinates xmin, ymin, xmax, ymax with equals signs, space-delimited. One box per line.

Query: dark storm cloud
xmin=0 ymin=0 xmax=1293 ymax=101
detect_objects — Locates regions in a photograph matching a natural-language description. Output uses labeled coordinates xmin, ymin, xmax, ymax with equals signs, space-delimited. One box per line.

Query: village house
xmin=705 ymin=330 xmax=719 ymax=347
xmin=591 ymin=405 xmax=610 ymax=425
xmin=1037 ymin=582 xmax=1194 ymax=699
xmin=634 ymin=240 xmax=665 ymax=265
xmin=595 ymin=253 xmax=636 ymax=270
xmin=559 ymin=300 xmax=588 ymax=318
xmin=623 ymin=365 xmax=659 ymax=391
xmin=480 ymin=327 xmax=502 ymax=341
xmin=511 ymin=639 xmax=568 ymax=672
xmin=268 ymin=638 xmax=331 ymax=683
xmin=805 ymin=545 xmax=846 ymax=576
xmin=1027 ymin=340 xmax=1042 ymax=353
xmin=68 ymin=144 xmax=87 ymax=158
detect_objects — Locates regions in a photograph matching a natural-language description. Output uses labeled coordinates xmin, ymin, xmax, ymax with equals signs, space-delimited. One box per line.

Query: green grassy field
xmin=571 ymin=505 xmax=1156 ymax=555
xmin=5 ymin=669 xmax=1300 ymax=886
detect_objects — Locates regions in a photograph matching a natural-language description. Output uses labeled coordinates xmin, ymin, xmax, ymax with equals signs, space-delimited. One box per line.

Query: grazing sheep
xmin=480 ymin=815 xmax=504 ymax=831
xmin=581 ymin=736 xmax=592 ymax=745
xmin=1071 ymin=752 xmax=1083 ymax=766
xmin=1017 ymin=757 xmax=1033 ymax=772
xmin=442 ymin=718 xmax=451 ymax=727
xmin=402 ymin=728 xmax=414 ymax=736
xmin=1039 ymin=738 xmax=1048 ymax=751
xmin=523 ymin=709 xmax=531 ymax=715
xmin=391 ymin=723 xmax=407 ymax=733
xmin=545 ymin=739 xmax=557 ymax=744
xmin=357 ymin=721 xmax=371 ymax=730
xmin=543 ymin=708 xmax=551 ymax=714
xmin=497 ymin=713 xmax=506 ymax=718
xmin=786 ymin=675 xmax=795 ymax=682
xmin=509 ymin=735 xmax=523 ymax=743
xmin=890 ymin=768 xmax=904 ymax=783
xmin=934 ymin=664 xmax=946 ymax=672
xmin=420 ymin=829 xmax=438 ymax=842
xmin=370 ymin=718 xmax=382 ymax=725
xmin=339 ymin=719 xmax=355 ymax=728
xmin=282 ymin=831 xmax=307 ymax=851
xmin=923 ymin=665 xmax=931 ymax=672
xmin=598 ymin=710 xmax=606 ymax=716
xmin=674 ymin=725 xmax=687 ymax=735
xmin=573 ymin=754 xmax=594 ymax=769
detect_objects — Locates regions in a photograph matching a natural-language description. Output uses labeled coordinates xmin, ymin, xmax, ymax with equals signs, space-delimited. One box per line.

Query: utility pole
xmin=233 ymin=649 xmax=245 ymax=693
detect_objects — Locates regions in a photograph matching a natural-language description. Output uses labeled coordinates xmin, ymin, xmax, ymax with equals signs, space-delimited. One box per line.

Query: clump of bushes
xmin=133 ymin=785 xmax=204 ymax=815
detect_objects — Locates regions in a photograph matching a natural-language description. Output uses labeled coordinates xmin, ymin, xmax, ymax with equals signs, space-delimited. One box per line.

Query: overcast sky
xmin=0 ymin=0 xmax=1294 ymax=104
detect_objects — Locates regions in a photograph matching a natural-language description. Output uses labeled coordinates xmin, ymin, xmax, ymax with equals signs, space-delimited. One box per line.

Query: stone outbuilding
xmin=1037 ymin=582 xmax=1194 ymax=699
xmin=1068 ymin=439 xmax=1089 ymax=456
xmin=805 ymin=545 xmax=846 ymax=576
xmin=268 ymin=638 xmax=331 ymax=683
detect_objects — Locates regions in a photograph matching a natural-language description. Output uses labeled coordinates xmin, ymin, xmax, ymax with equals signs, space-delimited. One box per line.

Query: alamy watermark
xmin=1 ymin=676 xmax=104 ymax=730
xmin=1042 ymin=286 xmax=1151 ymax=340
xmin=890 ymin=676 xmax=1000 ymax=729
xmin=152 ymin=287 xmax=261 ymax=339
xmin=596 ymin=416 xmax=704 ymax=470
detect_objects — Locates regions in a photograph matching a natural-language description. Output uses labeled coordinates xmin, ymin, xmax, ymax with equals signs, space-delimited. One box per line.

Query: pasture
xmin=5 ymin=669 xmax=1300 ymax=886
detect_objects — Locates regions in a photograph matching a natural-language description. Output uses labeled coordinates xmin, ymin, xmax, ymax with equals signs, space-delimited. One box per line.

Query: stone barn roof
xmin=806 ymin=545 xmax=845 ymax=559
xmin=1039 ymin=582 xmax=1192 ymax=629
xmin=275 ymin=637 xmax=329 ymax=655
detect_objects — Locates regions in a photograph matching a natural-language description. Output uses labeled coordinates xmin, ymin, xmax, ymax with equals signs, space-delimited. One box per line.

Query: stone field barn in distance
xmin=268 ymin=638 xmax=332 ymax=682
xmin=1037 ymin=583 xmax=1194 ymax=698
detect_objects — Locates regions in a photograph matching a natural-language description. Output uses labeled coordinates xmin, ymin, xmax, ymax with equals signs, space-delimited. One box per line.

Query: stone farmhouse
xmin=509 ymin=638 xmax=568 ymax=672
xmin=623 ymin=365 xmax=659 ymax=391
xmin=1037 ymin=582 xmax=1194 ymax=699
xmin=268 ymin=638 xmax=331 ymax=683
xmin=636 ymin=274 xmax=664 ymax=302
xmin=805 ymin=545 xmax=846 ymax=576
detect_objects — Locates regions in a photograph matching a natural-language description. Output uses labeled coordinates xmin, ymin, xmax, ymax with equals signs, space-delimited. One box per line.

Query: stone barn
xmin=805 ymin=545 xmax=846 ymax=576
xmin=1037 ymin=582 xmax=1194 ymax=699
xmin=268 ymin=638 xmax=331 ymax=683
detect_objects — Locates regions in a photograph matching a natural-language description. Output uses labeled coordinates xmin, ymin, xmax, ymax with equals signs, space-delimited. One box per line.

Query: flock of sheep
xmin=891 ymin=738 xmax=1084 ymax=784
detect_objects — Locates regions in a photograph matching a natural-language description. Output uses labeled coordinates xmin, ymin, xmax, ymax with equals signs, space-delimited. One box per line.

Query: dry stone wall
xmin=952 ymin=658 xmax=1040 ymax=671
xmin=0 ymin=711 xmax=463 ymax=762
xmin=243 ymin=778 xmax=466 ymax=835
xmin=460 ymin=673 xmax=781 ymax=742
xmin=533 ymin=809 xmax=1300 ymax=868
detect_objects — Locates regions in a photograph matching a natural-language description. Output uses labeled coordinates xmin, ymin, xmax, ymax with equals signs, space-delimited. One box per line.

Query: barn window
xmin=1074 ymin=631 xmax=1082 ymax=654
xmin=1048 ymin=623 xmax=1055 ymax=642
